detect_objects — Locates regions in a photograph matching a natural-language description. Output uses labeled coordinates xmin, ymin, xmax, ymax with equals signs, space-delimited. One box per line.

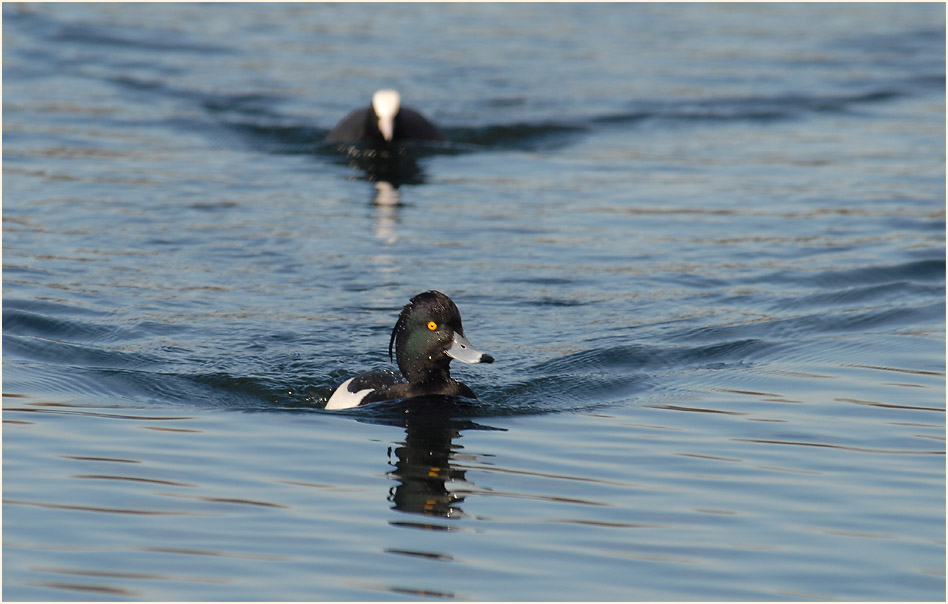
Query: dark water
xmin=3 ymin=3 xmax=945 ymax=601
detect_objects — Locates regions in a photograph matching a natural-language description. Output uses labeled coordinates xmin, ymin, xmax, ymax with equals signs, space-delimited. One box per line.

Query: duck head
xmin=388 ymin=291 xmax=494 ymax=384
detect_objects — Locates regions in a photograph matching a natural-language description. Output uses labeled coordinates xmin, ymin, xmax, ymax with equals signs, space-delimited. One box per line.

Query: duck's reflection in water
xmin=388 ymin=417 xmax=469 ymax=517
xmin=364 ymin=397 xmax=502 ymax=520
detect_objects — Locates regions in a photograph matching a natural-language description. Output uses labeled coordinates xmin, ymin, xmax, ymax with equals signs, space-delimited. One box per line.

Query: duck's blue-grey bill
xmin=446 ymin=332 xmax=494 ymax=364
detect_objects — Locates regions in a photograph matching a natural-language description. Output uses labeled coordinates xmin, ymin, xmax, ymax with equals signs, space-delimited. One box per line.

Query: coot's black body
xmin=326 ymin=89 xmax=444 ymax=146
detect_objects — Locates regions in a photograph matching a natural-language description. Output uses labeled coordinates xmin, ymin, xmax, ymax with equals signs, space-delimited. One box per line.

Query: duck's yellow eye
xmin=427 ymin=321 xmax=438 ymax=331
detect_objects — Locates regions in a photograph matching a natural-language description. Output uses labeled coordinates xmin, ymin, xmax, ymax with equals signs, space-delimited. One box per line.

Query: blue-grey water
xmin=2 ymin=3 xmax=945 ymax=601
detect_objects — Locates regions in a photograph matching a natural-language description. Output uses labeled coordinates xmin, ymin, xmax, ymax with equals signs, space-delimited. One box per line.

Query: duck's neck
xmin=400 ymin=359 xmax=452 ymax=387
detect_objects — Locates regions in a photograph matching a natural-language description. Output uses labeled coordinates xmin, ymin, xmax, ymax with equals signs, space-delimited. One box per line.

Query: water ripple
xmin=3 ymin=498 xmax=207 ymax=516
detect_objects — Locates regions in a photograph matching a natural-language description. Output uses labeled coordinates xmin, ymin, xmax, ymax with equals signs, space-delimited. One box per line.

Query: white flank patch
xmin=325 ymin=378 xmax=374 ymax=410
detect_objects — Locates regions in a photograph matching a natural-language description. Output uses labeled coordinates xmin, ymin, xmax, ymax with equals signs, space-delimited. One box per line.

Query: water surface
xmin=3 ymin=3 xmax=945 ymax=601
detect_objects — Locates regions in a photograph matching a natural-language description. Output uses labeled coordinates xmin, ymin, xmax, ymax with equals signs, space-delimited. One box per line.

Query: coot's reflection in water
xmin=327 ymin=144 xmax=425 ymax=246
xmin=332 ymin=144 xmax=428 ymax=188
xmin=359 ymin=396 xmax=501 ymax=520
xmin=372 ymin=182 xmax=400 ymax=244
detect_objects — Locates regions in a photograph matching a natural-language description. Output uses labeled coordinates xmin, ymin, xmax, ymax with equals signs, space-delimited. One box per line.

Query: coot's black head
xmin=389 ymin=291 xmax=494 ymax=383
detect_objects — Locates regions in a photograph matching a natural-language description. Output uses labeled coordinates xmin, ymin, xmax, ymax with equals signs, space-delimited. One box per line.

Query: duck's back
xmin=325 ymin=370 xmax=478 ymax=410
